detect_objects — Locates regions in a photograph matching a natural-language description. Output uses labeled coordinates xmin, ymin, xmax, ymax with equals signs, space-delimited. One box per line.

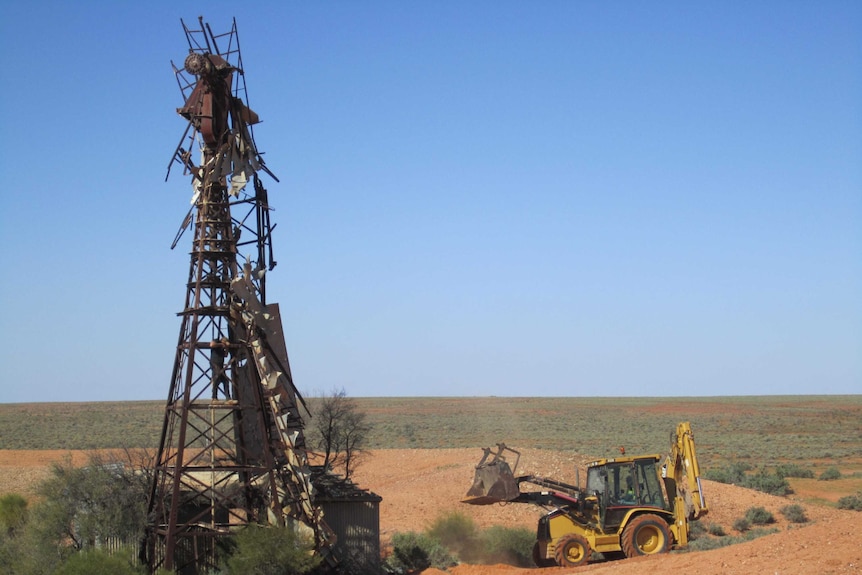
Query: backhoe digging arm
xmin=663 ymin=421 xmax=708 ymax=521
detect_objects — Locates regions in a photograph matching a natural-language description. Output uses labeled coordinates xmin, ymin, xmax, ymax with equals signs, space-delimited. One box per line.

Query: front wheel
xmin=554 ymin=533 xmax=591 ymax=567
xmin=621 ymin=514 xmax=671 ymax=557
xmin=532 ymin=541 xmax=556 ymax=567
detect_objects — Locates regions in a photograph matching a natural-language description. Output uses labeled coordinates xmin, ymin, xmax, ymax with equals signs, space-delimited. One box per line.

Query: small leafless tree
xmin=312 ymin=388 xmax=371 ymax=479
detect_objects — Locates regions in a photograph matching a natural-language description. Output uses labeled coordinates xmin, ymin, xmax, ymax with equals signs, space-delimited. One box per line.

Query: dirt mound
xmin=352 ymin=449 xmax=861 ymax=574
xmin=1 ymin=448 xmax=860 ymax=573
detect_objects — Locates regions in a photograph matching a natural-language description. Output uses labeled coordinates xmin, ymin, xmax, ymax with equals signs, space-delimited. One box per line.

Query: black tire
xmin=532 ymin=541 xmax=556 ymax=567
xmin=602 ymin=550 xmax=627 ymax=561
xmin=554 ymin=533 xmax=591 ymax=567
xmin=621 ymin=514 xmax=671 ymax=558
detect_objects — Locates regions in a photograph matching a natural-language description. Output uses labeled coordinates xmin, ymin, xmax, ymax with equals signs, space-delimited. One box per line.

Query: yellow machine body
xmin=465 ymin=423 xmax=708 ymax=567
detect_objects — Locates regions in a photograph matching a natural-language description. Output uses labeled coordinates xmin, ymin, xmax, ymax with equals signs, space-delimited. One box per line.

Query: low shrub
xmin=386 ymin=532 xmax=455 ymax=572
xmin=0 ymin=494 xmax=28 ymax=535
xmin=706 ymin=464 xmax=791 ymax=496
xmin=686 ymin=527 xmax=778 ymax=552
xmin=780 ymin=504 xmax=809 ymax=523
xmin=688 ymin=520 xmax=707 ymax=540
xmin=426 ymin=511 xmax=480 ymax=562
xmin=395 ymin=512 xmax=540 ymax=568
xmin=422 ymin=512 xmax=535 ymax=567
xmin=732 ymin=517 xmax=751 ymax=532
xmin=478 ymin=525 xmax=534 ymax=567
xmin=774 ymin=464 xmax=814 ymax=479
xmin=741 ymin=468 xmax=792 ymax=496
xmin=837 ymin=492 xmax=862 ymax=511
xmin=819 ymin=467 xmax=842 ymax=481
xmin=704 ymin=462 xmax=752 ymax=484
xmin=224 ymin=524 xmax=321 ymax=575
xmin=53 ymin=550 xmax=140 ymax=575
xmin=708 ymin=523 xmax=726 ymax=536
xmin=744 ymin=506 xmax=775 ymax=525
xmin=687 ymin=536 xmax=728 ymax=552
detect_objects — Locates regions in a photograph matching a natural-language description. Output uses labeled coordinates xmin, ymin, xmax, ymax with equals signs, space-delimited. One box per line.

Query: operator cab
xmin=586 ymin=456 xmax=667 ymax=532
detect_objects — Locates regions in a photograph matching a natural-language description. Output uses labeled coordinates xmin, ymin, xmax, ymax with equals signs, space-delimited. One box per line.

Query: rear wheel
xmin=621 ymin=514 xmax=671 ymax=558
xmin=554 ymin=533 xmax=591 ymax=567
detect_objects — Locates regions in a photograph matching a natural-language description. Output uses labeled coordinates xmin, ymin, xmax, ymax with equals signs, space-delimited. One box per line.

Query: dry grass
xmin=1 ymin=395 xmax=861 ymax=471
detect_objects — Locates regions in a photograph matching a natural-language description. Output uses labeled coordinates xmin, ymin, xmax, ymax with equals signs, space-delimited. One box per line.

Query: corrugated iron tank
xmin=312 ymin=467 xmax=382 ymax=573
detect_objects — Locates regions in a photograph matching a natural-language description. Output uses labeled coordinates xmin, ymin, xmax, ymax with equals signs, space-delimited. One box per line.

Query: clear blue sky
xmin=1 ymin=1 xmax=859 ymax=403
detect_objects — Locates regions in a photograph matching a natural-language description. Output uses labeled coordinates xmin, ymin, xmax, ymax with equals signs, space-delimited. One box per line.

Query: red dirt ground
xmin=1 ymin=448 xmax=860 ymax=574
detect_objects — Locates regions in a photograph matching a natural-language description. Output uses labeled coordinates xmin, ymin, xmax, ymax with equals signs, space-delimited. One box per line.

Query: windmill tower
xmin=143 ymin=18 xmax=330 ymax=573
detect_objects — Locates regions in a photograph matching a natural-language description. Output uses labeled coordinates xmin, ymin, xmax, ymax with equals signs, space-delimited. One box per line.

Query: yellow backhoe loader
xmin=463 ymin=422 xmax=707 ymax=567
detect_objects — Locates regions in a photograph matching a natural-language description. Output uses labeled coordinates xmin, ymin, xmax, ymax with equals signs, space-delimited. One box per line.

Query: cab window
xmin=586 ymin=466 xmax=606 ymax=495
xmin=634 ymin=459 xmax=666 ymax=508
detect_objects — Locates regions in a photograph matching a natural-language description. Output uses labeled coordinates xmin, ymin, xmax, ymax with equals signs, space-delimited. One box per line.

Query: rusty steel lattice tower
xmin=143 ymin=18 xmax=331 ymax=574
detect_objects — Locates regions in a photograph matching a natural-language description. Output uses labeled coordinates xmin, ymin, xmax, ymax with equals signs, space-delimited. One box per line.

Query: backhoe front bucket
xmin=462 ymin=444 xmax=521 ymax=505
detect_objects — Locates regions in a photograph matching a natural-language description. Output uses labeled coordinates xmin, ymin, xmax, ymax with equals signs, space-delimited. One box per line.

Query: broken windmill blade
xmin=165 ymin=16 xmax=277 ymax=251
xmin=143 ymin=17 xmax=333 ymax=574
